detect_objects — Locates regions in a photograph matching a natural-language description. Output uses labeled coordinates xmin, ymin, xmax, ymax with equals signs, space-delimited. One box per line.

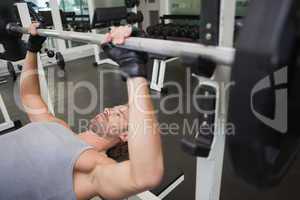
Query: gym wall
xmin=169 ymin=0 xmax=201 ymax=15
xmin=93 ymin=0 xmax=125 ymax=8
xmin=236 ymin=0 xmax=249 ymax=17
xmin=24 ymin=0 xmax=47 ymax=7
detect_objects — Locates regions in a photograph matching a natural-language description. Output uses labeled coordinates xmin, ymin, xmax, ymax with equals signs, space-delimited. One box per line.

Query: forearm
xmin=127 ymin=78 xmax=163 ymax=185
xmin=91 ymin=79 xmax=163 ymax=199
xmin=20 ymin=52 xmax=41 ymax=98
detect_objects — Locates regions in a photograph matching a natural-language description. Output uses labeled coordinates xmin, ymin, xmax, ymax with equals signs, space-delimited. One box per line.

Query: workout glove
xmin=101 ymin=43 xmax=148 ymax=79
xmin=27 ymin=28 xmax=46 ymax=53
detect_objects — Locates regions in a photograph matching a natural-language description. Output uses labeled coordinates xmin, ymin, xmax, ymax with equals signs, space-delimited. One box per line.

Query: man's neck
xmin=78 ymin=131 xmax=121 ymax=152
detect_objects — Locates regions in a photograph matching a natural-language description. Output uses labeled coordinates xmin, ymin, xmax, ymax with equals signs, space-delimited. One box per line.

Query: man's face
xmin=89 ymin=105 xmax=129 ymax=141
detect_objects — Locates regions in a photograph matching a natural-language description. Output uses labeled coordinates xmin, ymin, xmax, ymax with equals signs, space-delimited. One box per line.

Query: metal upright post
xmin=87 ymin=0 xmax=95 ymax=22
xmin=194 ymin=0 xmax=236 ymax=200
xmin=0 ymin=94 xmax=15 ymax=132
xmin=49 ymin=0 xmax=67 ymax=52
xmin=16 ymin=2 xmax=55 ymax=115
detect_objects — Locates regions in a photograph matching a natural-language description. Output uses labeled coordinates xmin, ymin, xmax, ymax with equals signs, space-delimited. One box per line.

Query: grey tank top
xmin=0 ymin=122 xmax=92 ymax=200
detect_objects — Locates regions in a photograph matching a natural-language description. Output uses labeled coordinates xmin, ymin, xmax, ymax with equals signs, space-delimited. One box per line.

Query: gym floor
xmin=1 ymin=56 xmax=299 ymax=200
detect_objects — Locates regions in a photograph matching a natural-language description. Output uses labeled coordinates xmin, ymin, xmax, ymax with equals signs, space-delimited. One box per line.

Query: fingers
xmin=119 ymin=132 xmax=129 ymax=142
xmin=109 ymin=25 xmax=133 ymax=45
xmin=102 ymin=26 xmax=133 ymax=45
xmin=101 ymin=33 xmax=113 ymax=44
xmin=28 ymin=22 xmax=40 ymax=36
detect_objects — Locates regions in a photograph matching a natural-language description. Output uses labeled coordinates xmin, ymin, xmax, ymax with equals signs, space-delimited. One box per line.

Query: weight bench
xmin=0 ymin=94 xmax=22 ymax=136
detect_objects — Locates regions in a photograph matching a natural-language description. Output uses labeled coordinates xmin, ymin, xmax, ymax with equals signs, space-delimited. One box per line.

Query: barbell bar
xmin=7 ymin=23 xmax=235 ymax=66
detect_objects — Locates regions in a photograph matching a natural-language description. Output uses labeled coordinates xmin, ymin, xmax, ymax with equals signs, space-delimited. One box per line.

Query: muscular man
xmin=0 ymin=24 xmax=163 ymax=200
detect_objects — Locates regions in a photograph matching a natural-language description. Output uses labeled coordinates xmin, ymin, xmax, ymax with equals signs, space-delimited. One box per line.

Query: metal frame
xmin=150 ymin=57 xmax=179 ymax=92
xmin=49 ymin=0 xmax=67 ymax=52
xmin=48 ymin=0 xmax=94 ymax=60
xmin=0 ymin=94 xmax=15 ymax=132
xmin=191 ymin=74 xmax=222 ymax=200
xmin=158 ymin=174 xmax=185 ymax=199
xmin=200 ymin=0 xmax=221 ymax=45
xmin=193 ymin=0 xmax=236 ymax=200
xmin=92 ymin=29 xmax=119 ymax=67
xmin=87 ymin=0 xmax=118 ymax=67
xmin=16 ymin=2 xmax=55 ymax=115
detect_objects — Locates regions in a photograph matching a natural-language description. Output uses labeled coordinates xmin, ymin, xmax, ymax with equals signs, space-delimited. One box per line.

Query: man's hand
xmin=101 ymin=26 xmax=148 ymax=79
xmin=27 ymin=23 xmax=46 ymax=53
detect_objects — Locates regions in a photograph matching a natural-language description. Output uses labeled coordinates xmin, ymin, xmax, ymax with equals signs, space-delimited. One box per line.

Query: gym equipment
xmin=150 ymin=57 xmax=179 ymax=93
xmin=43 ymin=49 xmax=66 ymax=71
xmin=227 ymin=0 xmax=300 ymax=188
xmin=178 ymin=0 xmax=300 ymax=191
xmin=45 ymin=48 xmax=55 ymax=58
xmin=3 ymin=23 xmax=235 ymax=65
xmin=190 ymin=26 xmax=200 ymax=40
xmin=91 ymin=7 xmax=127 ymax=28
xmin=147 ymin=23 xmax=201 ymax=40
xmin=1 ymin=2 xmax=232 ymax=65
xmin=1 ymin=0 xmax=300 ymax=190
xmin=125 ymin=0 xmax=140 ymax=8
xmin=6 ymin=48 xmax=65 ymax=82
xmin=55 ymin=52 xmax=65 ymax=71
xmin=7 ymin=61 xmax=17 ymax=81
xmin=90 ymin=6 xmax=138 ymax=67
xmin=182 ymin=84 xmax=217 ymax=157
xmin=92 ymin=7 xmax=143 ymax=27
xmin=169 ymin=25 xmax=181 ymax=37
xmin=178 ymin=25 xmax=190 ymax=38
xmin=17 ymin=64 xmax=22 ymax=71
xmin=146 ymin=25 xmax=155 ymax=36
xmin=0 ymin=120 xmax=22 ymax=136
xmin=26 ymin=1 xmax=44 ymax=23
xmin=0 ymin=4 xmax=27 ymax=61
xmin=126 ymin=11 xmax=144 ymax=24
xmin=181 ymin=0 xmax=300 ymax=189
xmin=234 ymin=17 xmax=244 ymax=41
xmin=153 ymin=24 xmax=164 ymax=37
xmin=159 ymin=15 xmax=201 ymax=40
xmin=0 ymin=93 xmax=22 ymax=136
xmin=161 ymin=24 xmax=174 ymax=37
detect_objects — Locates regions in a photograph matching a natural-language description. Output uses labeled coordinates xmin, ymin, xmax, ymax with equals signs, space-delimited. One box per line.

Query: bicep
xmin=92 ymin=161 xmax=142 ymax=200
xmin=22 ymin=95 xmax=70 ymax=129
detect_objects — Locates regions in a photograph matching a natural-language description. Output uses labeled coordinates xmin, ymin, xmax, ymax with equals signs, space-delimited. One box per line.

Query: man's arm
xmin=90 ymin=78 xmax=163 ymax=200
xmin=88 ymin=26 xmax=164 ymax=199
xmin=20 ymin=24 xmax=69 ymax=128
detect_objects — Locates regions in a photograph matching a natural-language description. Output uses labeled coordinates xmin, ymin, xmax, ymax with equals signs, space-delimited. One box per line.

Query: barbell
xmin=3 ymin=23 xmax=235 ymax=65
xmin=1 ymin=0 xmax=300 ymax=189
